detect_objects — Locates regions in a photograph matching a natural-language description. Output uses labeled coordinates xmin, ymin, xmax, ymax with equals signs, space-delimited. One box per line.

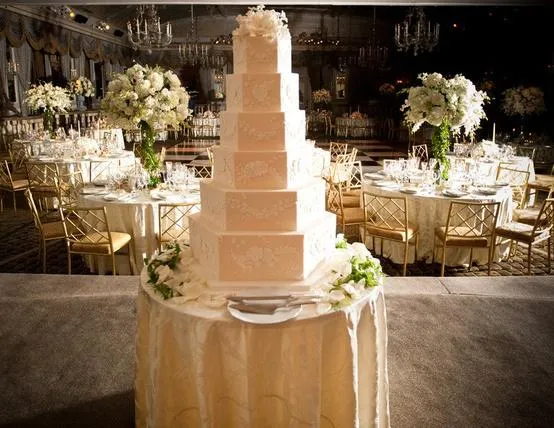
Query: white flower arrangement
xmin=101 ymin=63 xmax=192 ymax=130
xmin=315 ymin=234 xmax=384 ymax=311
xmin=401 ymin=72 xmax=488 ymax=137
xmin=24 ymin=82 xmax=72 ymax=113
xmin=233 ymin=5 xmax=289 ymax=40
xmin=312 ymin=88 xmax=332 ymax=104
xmin=69 ymin=76 xmax=95 ymax=97
xmin=501 ymin=86 xmax=545 ymax=117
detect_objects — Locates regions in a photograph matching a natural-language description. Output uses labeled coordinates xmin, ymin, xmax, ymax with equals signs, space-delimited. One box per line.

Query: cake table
xmin=135 ymin=281 xmax=390 ymax=428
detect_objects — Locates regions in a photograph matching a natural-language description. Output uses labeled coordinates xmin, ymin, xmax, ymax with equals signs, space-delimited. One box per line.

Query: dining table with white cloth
xmin=77 ymin=187 xmax=200 ymax=275
xmin=91 ymin=128 xmax=125 ymax=151
xmin=361 ymin=181 xmax=513 ymax=266
xmin=135 ymin=281 xmax=390 ymax=428
xmin=30 ymin=151 xmax=135 ymax=184
xmin=446 ymin=155 xmax=535 ymax=182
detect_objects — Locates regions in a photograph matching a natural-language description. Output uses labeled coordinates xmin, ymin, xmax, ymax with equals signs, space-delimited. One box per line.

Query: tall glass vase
xmin=43 ymin=109 xmax=54 ymax=137
xmin=431 ymin=121 xmax=451 ymax=181
xmin=138 ymin=120 xmax=161 ymax=187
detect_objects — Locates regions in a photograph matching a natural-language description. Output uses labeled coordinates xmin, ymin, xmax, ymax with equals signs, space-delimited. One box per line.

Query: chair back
xmin=8 ymin=140 xmax=31 ymax=171
xmin=61 ymin=207 xmax=113 ymax=251
xmin=0 ymin=160 xmax=14 ymax=188
xmin=362 ymin=191 xmax=408 ymax=233
xmin=56 ymin=163 xmax=85 ymax=208
xmin=25 ymin=161 xmax=58 ymax=190
xmin=158 ymin=202 xmax=200 ymax=248
xmin=189 ymin=164 xmax=213 ymax=178
xmin=346 ymin=160 xmax=363 ymax=191
xmin=496 ymin=166 xmax=530 ymax=208
xmin=325 ymin=179 xmax=346 ymax=216
xmin=24 ymin=189 xmax=44 ymax=235
xmin=412 ymin=144 xmax=429 ymax=162
xmin=329 ymin=142 xmax=348 ymax=161
xmin=516 ymin=146 xmax=536 ymax=161
xmin=532 ymin=198 xmax=554 ymax=235
xmin=443 ymin=201 xmax=500 ymax=241
xmin=206 ymin=145 xmax=215 ymax=166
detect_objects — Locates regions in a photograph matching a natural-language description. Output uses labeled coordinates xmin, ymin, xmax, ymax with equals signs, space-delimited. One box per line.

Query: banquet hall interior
xmin=0 ymin=1 xmax=553 ymax=428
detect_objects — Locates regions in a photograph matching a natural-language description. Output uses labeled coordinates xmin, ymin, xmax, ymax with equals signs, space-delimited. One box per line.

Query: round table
xmin=362 ymin=182 xmax=513 ymax=266
xmin=135 ymin=280 xmax=390 ymax=428
xmin=78 ymin=188 xmax=200 ymax=274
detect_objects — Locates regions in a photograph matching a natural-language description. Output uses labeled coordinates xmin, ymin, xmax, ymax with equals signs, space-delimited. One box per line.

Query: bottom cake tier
xmin=189 ymin=211 xmax=336 ymax=287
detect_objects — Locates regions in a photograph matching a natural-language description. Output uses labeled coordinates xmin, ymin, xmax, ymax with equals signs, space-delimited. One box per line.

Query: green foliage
xmin=431 ymin=120 xmax=451 ymax=180
xmin=146 ymin=242 xmax=181 ymax=300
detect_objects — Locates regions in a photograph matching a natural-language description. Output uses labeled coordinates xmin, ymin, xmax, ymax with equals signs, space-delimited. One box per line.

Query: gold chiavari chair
xmin=0 ymin=160 xmax=29 ymax=212
xmin=206 ymin=145 xmax=215 ymax=166
xmin=56 ymin=162 xmax=85 ymax=209
xmin=326 ymin=178 xmax=365 ymax=240
xmin=60 ymin=206 xmax=133 ymax=275
xmin=8 ymin=140 xmax=32 ymax=175
xmin=363 ymin=191 xmax=419 ymax=276
xmin=342 ymin=160 xmax=363 ymax=198
xmin=329 ymin=141 xmax=349 ymax=161
xmin=411 ymin=144 xmax=429 ymax=162
xmin=494 ymin=198 xmax=554 ymax=275
xmin=25 ymin=161 xmax=59 ymax=210
xmin=24 ymin=189 xmax=65 ymax=273
xmin=432 ymin=201 xmax=500 ymax=276
xmin=188 ymin=163 xmax=213 ymax=179
xmin=496 ymin=165 xmax=530 ymax=209
xmin=158 ymin=202 xmax=201 ymax=251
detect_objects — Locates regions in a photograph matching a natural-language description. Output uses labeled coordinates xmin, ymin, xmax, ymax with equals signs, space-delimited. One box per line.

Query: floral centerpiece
xmin=24 ymin=82 xmax=72 ymax=135
xmin=69 ymin=76 xmax=95 ymax=97
xmin=233 ymin=4 xmax=289 ymax=39
xmin=312 ymin=88 xmax=332 ymax=105
xmin=501 ymin=86 xmax=545 ymax=117
xmin=401 ymin=73 xmax=488 ymax=179
xmin=350 ymin=111 xmax=367 ymax=120
xmin=101 ymin=64 xmax=191 ymax=186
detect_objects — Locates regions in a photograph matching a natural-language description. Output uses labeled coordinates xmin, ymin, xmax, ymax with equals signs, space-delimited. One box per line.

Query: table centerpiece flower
xmin=69 ymin=76 xmax=95 ymax=110
xmin=501 ymin=86 xmax=545 ymax=140
xmin=101 ymin=63 xmax=191 ymax=186
xmin=24 ymin=82 xmax=72 ymax=135
xmin=401 ymin=73 xmax=488 ymax=179
xmin=233 ymin=4 xmax=289 ymax=39
xmin=312 ymin=88 xmax=332 ymax=106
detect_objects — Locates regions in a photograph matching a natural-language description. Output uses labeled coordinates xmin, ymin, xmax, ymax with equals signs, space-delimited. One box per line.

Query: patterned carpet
xmin=0 ymin=137 xmax=551 ymax=277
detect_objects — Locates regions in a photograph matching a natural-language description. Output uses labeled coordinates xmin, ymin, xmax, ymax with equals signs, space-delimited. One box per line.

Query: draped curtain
xmin=13 ymin=42 xmax=32 ymax=115
xmin=0 ymin=38 xmax=7 ymax=104
xmin=198 ymin=67 xmax=214 ymax=101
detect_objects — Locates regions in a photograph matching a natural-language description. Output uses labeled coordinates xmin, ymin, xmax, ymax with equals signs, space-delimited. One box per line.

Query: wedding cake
xmin=188 ymin=6 xmax=336 ymax=290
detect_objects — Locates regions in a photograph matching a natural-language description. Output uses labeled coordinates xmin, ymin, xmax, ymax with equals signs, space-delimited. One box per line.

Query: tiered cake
xmin=188 ymin=8 xmax=336 ymax=290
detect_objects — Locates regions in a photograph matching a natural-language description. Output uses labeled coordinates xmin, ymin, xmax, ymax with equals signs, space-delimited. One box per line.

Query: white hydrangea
xmin=24 ymin=82 xmax=72 ymax=113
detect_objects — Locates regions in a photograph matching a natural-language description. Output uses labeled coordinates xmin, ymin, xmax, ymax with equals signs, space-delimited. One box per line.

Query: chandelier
xmin=358 ymin=7 xmax=388 ymax=69
xmin=179 ymin=5 xmax=226 ymax=68
xmin=127 ymin=5 xmax=172 ymax=51
xmin=394 ymin=7 xmax=439 ymax=56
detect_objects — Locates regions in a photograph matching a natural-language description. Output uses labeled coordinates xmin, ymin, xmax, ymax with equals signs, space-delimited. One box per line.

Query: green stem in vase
xmin=138 ymin=120 xmax=161 ymax=187
xmin=43 ymin=109 xmax=54 ymax=136
xmin=431 ymin=120 xmax=451 ymax=181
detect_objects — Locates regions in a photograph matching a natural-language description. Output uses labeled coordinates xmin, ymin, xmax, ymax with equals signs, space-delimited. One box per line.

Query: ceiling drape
xmin=0 ymin=9 xmax=133 ymax=65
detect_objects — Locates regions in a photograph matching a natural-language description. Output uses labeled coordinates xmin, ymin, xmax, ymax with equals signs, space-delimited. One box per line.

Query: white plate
xmin=492 ymin=182 xmax=509 ymax=188
xmin=103 ymin=193 xmax=119 ymax=201
xmin=364 ymin=173 xmax=383 ymax=180
xmin=80 ymin=187 xmax=105 ymax=195
xmin=475 ymin=187 xmax=497 ymax=196
xmin=400 ymin=187 xmax=419 ymax=194
xmin=150 ymin=192 xmax=166 ymax=201
xmin=227 ymin=302 xmax=302 ymax=324
xmin=373 ymin=180 xmax=399 ymax=188
xmin=442 ymin=189 xmax=468 ymax=198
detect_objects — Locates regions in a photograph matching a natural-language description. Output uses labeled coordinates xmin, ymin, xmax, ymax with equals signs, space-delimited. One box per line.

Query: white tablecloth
xmin=78 ymin=189 xmax=200 ymax=274
xmin=361 ymin=183 xmax=513 ymax=266
xmin=447 ymin=155 xmax=535 ymax=183
xmin=135 ymin=281 xmax=390 ymax=428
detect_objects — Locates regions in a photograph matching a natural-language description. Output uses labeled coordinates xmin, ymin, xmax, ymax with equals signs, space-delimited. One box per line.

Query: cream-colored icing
xmin=233 ymin=35 xmax=292 ymax=74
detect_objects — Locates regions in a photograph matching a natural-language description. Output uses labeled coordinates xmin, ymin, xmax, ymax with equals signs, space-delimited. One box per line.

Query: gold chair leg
xmin=12 ymin=192 xmax=16 ymax=213
xmin=487 ymin=245 xmax=493 ymax=276
xmin=414 ymin=234 xmax=419 ymax=262
xmin=112 ymin=253 xmax=117 ymax=276
xmin=42 ymin=240 xmax=47 ymax=273
xmin=403 ymin=241 xmax=409 ymax=276
xmin=468 ymin=248 xmax=473 ymax=271
xmin=548 ymin=237 xmax=551 ymax=274
xmin=68 ymin=251 xmax=72 ymax=275
xmin=440 ymin=244 xmax=447 ymax=277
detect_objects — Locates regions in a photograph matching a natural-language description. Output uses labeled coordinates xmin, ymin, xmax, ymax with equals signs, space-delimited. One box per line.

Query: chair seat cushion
xmin=513 ymin=207 xmax=540 ymax=226
xmin=342 ymin=207 xmax=365 ymax=224
xmin=42 ymin=221 xmax=66 ymax=240
xmin=343 ymin=189 xmax=361 ymax=197
xmin=342 ymin=195 xmax=361 ymax=208
xmin=365 ymin=222 xmax=417 ymax=242
xmin=435 ymin=226 xmax=490 ymax=247
xmin=12 ymin=179 xmax=29 ymax=190
xmin=71 ymin=231 xmax=132 ymax=255
xmin=495 ymin=222 xmax=550 ymax=243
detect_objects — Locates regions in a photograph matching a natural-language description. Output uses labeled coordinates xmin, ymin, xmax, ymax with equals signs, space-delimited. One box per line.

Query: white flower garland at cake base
xmin=145 ymin=236 xmax=384 ymax=314
xmin=233 ymin=5 xmax=289 ymax=39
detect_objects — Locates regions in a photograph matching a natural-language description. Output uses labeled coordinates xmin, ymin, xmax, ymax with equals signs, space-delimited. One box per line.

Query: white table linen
xmin=78 ymin=189 xmax=200 ymax=274
xmin=135 ymin=281 xmax=390 ymax=428
xmin=361 ymin=183 xmax=513 ymax=266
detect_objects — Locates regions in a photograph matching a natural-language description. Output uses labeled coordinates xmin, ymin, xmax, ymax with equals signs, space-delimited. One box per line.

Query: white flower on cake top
xmin=233 ymin=5 xmax=289 ymax=39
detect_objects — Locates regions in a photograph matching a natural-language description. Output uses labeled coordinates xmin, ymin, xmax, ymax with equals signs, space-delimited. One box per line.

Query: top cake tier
xmin=233 ymin=35 xmax=292 ymax=74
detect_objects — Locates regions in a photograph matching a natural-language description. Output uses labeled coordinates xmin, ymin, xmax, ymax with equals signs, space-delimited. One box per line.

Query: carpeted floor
xmin=0 ymin=274 xmax=553 ymax=428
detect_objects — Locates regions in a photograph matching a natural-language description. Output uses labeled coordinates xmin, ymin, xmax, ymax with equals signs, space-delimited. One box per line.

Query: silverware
xmin=228 ymin=298 xmax=319 ymax=315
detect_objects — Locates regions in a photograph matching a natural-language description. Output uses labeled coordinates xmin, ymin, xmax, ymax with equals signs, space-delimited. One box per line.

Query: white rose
xmin=328 ymin=289 xmax=346 ymax=303
xmin=155 ymin=264 xmax=172 ymax=283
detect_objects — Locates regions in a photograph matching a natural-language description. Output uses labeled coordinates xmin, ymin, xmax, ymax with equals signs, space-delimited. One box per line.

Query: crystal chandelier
xmin=394 ymin=8 xmax=439 ymax=56
xmin=127 ymin=5 xmax=172 ymax=51
xmin=358 ymin=7 xmax=388 ymax=70
xmin=179 ymin=5 xmax=226 ymax=68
